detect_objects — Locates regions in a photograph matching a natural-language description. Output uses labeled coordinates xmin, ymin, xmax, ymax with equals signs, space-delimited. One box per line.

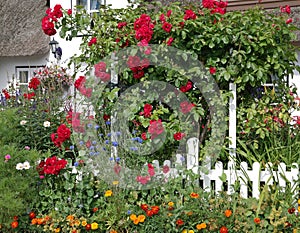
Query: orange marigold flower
xmin=196 ymin=222 xmax=207 ymax=230
xmin=130 ymin=214 xmax=137 ymax=221
xmin=186 ymin=211 xmax=193 ymax=216
xmin=190 ymin=192 xmax=199 ymax=198
xmin=168 ymin=201 xmax=174 ymax=207
xmin=31 ymin=218 xmax=38 ymax=225
xmin=254 ymin=217 xmax=261 ymax=224
xmin=110 ymin=230 xmax=118 ymax=233
xmin=66 ymin=215 xmax=74 ymax=221
xmin=224 ymin=209 xmax=232 ymax=218
xmin=54 ymin=228 xmax=61 ymax=233
xmin=137 ymin=215 xmax=146 ymax=223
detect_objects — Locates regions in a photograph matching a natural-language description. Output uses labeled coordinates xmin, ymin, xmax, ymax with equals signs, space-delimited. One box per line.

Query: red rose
xmin=85 ymin=224 xmax=91 ymax=230
xmin=127 ymin=56 xmax=141 ymax=69
xmin=143 ymin=103 xmax=153 ymax=117
xmin=29 ymin=212 xmax=36 ymax=219
xmin=180 ymin=101 xmax=195 ymax=114
xmin=141 ymin=204 xmax=149 ymax=211
xmin=166 ymin=37 xmax=174 ymax=46
xmin=163 ymin=165 xmax=170 ymax=173
xmin=74 ymin=76 xmax=86 ymax=90
xmin=136 ymin=175 xmax=150 ymax=185
xmin=141 ymin=132 xmax=147 ymax=140
xmin=286 ymin=18 xmax=293 ymax=24
xmin=140 ymin=58 xmax=150 ymax=69
xmin=148 ymin=119 xmax=164 ymax=139
xmin=162 ymin=22 xmax=172 ymax=33
xmin=202 ymin=0 xmax=214 ymax=9
xmin=117 ymin=22 xmax=127 ymax=29
xmin=173 ymin=132 xmax=185 ymax=141
xmin=133 ymin=70 xmax=144 ymax=79
xmin=209 ymin=67 xmax=217 ymax=74
xmin=67 ymin=9 xmax=72 ymax=15
xmin=166 ymin=10 xmax=172 ymax=17
xmin=57 ymin=124 xmax=71 ymax=141
xmin=148 ymin=163 xmax=155 ymax=177
xmin=28 ymin=77 xmax=40 ymax=89
xmin=11 ymin=221 xmax=18 ymax=229
xmin=280 ymin=5 xmax=291 ymax=14
xmin=88 ymin=37 xmax=97 ymax=46
xmin=183 ymin=10 xmax=197 ymax=20
xmin=159 ymin=14 xmax=166 ymax=22
xmin=179 ymin=80 xmax=193 ymax=92
xmin=95 ymin=72 xmax=110 ymax=82
xmin=94 ymin=61 xmax=106 ymax=72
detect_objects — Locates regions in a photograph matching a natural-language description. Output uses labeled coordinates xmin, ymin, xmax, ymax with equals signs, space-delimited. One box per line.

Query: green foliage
xmin=0 ymin=144 xmax=40 ymax=230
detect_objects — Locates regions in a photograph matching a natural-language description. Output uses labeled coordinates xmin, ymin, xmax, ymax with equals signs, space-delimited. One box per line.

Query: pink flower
xmin=136 ymin=175 xmax=150 ymax=185
xmin=180 ymin=101 xmax=195 ymax=114
xmin=148 ymin=164 xmax=155 ymax=177
xmin=4 ymin=154 xmax=11 ymax=160
xmin=88 ymin=37 xmax=97 ymax=46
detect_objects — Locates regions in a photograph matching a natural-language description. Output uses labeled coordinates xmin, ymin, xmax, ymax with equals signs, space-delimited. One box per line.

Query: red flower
xmin=173 ymin=132 xmax=185 ymax=141
xmin=148 ymin=119 xmax=164 ymax=139
xmin=166 ymin=10 xmax=172 ymax=17
xmin=88 ymin=37 xmax=97 ymax=46
xmin=288 ymin=207 xmax=295 ymax=214
xmin=133 ymin=70 xmax=145 ymax=79
xmin=280 ymin=5 xmax=291 ymax=14
xmin=95 ymin=72 xmax=110 ymax=82
xmin=29 ymin=212 xmax=36 ymax=219
xmin=74 ymin=76 xmax=86 ymax=90
xmin=85 ymin=224 xmax=91 ymax=230
xmin=146 ymin=209 xmax=154 ymax=217
xmin=254 ymin=217 xmax=261 ymax=224
xmin=148 ymin=163 xmax=155 ymax=177
xmin=202 ymin=0 xmax=215 ymax=9
xmin=166 ymin=37 xmax=174 ymax=46
xmin=28 ymin=77 xmax=40 ymax=89
xmin=179 ymin=80 xmax=193 ymax=92
xmin=220 ymin=226 xmax=228 ymax=233
xmin=103 ymin=114 xmax=110 ymax=121
xmin=180 ymin=101 xmax=195 ymax=114
xmin=162 ymin=22 xmax=172 ymax=33
xmin=2 ymin=89 xmax=10 ymax=99
xmin=163 ymin=165 xmax=170 ymax=173
xmin=159 ymin=14 xmax=166 ymax=23
xmin=151 ymin=206 xmax=160 ymax=214
xmin=93 ymin=207 xmax=98 ymax=213
xmin=183 ymin=10 xmax=197 ymax=20
xmin=141 ymin=103 xmax=153 ymax=117
xmin=141 ymin=132 xmax=147 ymax=140
xmin=13 ymin=216 xmax=18 ymax=221
xmin=67 ymin=9 xmax=72 ymax=15
xmin=11 ymin=221 xmax=18 ymax=229
xmin=57 ymin=124 xmax=71 ymax=141
xmin=141 ymin=204 xmax=149 ymax=211
xmin=286 ymin=18 xmax=293 ymax=24
xmin=176 ymin=219 xmax=184 ymax=226
xmin=94 ymin=61 xmax=106 ymax=72
xmin=117 ymin=22 xmax=127 ymax=29
xmin=209 ymin=67 xmax=217 ymax=74
xmin=23 ymin=92 xmax=35 ymax=99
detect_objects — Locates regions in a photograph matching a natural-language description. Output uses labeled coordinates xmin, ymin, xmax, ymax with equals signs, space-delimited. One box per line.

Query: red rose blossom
xmin=88 ymin=37 xmax=97 ymax=46
xmin=162 ymin=22 xmax=172 ymax=33
xmin=179 ymin=80 xmax=193 ymax=92
xmin=148 ymin=119 xmax=164 ymax=139
xmin=180 ymin=101 xmax=195 ymax=114
xmin=210 ymin=67 xmax=217 ymax=74
xmin=173 ymin=132 xmax=185 ymax=141
xmin=28 ymin=77 xmax=40 ymax=89
xmin=166 ymin=37 xmax=174 ymax=46
xmin=183 ymin=10 xmax=197 ymax=20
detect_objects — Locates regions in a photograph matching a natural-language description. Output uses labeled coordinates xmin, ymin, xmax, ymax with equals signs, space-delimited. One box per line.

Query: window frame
xmin=15 ymin=66 xmax=45 ymax=92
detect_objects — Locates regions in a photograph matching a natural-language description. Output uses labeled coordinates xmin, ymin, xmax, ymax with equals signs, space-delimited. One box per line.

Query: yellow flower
xmin=112 ymin=180 xmax=119 ymax=185
xmin=168 ymin=201 xmax=174 ymax=207
xmin=167 ymin=213 xmax=173 ymax=217
xmin=182 ymin=230 xmax=187 ymax=233
xmin=91 ymin=222 xmax=98 ymax=230
xmin=298 ymin=199 xmax=300 ymax=205
xmin=81 ymin=220 xmax=87 ymax=227
xmin=137 ymin=215 xmax=146 ymax=223
xmin=54 ymin=228 xmax=61 ymax=233
xmin=105 ymin=190 xmax=113 ymax=197
xmin=293 ymin=229 xmax=297 ymax=233
xmin=196 ymin=223 xmax=207 ymax=230
xmin=189 ymin=231 xmax=195 ymax=233
xmin=74 ymin=219 xmax=80 ymax=226
xmin=133 ymin=218 xmax=139 ymax=225
xmin=130 ymin=214 xmax=137 ymax=221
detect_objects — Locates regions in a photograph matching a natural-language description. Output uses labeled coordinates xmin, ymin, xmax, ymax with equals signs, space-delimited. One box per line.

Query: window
xmin=74 ymin=0 xmax=106 ymax=13
xmin=15 ymin=66 xmax=44 ymax=93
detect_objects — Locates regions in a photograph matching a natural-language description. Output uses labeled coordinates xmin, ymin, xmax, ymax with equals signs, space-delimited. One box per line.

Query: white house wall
xmin=0 ymin=54 xmax=49 ymax=90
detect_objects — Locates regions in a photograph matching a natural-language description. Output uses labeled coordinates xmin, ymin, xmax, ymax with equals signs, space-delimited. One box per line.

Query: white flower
xmin=23 ymin=161 xmax=30 ymax=170
xmin=16 ymin=163 xmax=24 ymax=170
xmin=20 ymin=120 xmax=27 ymax=125
xmin=43 ymin=121 xmax=51 ymax=127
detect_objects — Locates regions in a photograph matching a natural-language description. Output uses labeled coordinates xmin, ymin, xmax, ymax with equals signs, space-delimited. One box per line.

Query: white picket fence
xmin=150 ymin=137 xmax=299 ymax=199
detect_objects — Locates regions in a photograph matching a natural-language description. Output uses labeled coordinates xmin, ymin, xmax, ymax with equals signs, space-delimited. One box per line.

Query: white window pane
xmin=19 ymin=71 xmax=28 ymax=83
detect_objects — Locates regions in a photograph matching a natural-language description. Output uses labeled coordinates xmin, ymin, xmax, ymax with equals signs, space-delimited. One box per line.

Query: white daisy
xmin=16 ymin=163 xmax=24 ymax=170
xmin=23 ymin=161 xmax=30 ymax=170
xmin=43 ymin=121 xmax=51 ymax=127
xmin=20 ymin=120 xmax=27 ymax=125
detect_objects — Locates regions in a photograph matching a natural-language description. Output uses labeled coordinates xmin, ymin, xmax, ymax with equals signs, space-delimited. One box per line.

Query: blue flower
xmin=105 ymin=121 xmax=111 ymax=125
xmin=127 ymin=210 xmax=131 ymax=214
xmin=94 ymin=151 xmax=100 ymax=156
xmin=99 ymin=133 xmax=103 ymax=137
xmin=69 ymin=145 xmax=75 ymax=150
xmin=112 ymin=141 xmax=118 ymax=147
xmin=79 ymin=141 xmax=84 ymax=145
xmin=136 ymin=137 xmax=143 ymax=143
xmin=92 ymin=141 xmax=97 ymax=145
xmin=109 ymin=157 xmax=114 ymax=161
xmin=87 ymin=123 xmax=93 ymax=128
xmin=89 ymin=146 xmax=95 ymax=150
xmin=89 ymin=151 xmax=95 ymax=156
xmin=116 ymin=131 xmax=121 ymax=136
xmin=95 ymin=125 xmax=100 ymax=129
xmin=107 ymin=133 xmax=112 ymax=137
xmin=129 ymin=147 xmax=138 ymax=151
xmin=105 ymin=140 xmax=110 ymax=144
xmin=74 ymin=162 xmax=79 ymax=167
xmin=116 ymin=157 xmax=120 ymax=162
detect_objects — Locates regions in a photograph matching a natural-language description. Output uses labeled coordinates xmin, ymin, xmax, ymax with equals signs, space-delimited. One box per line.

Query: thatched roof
xmin=0 ymin=0 xmax=49 ymax=57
